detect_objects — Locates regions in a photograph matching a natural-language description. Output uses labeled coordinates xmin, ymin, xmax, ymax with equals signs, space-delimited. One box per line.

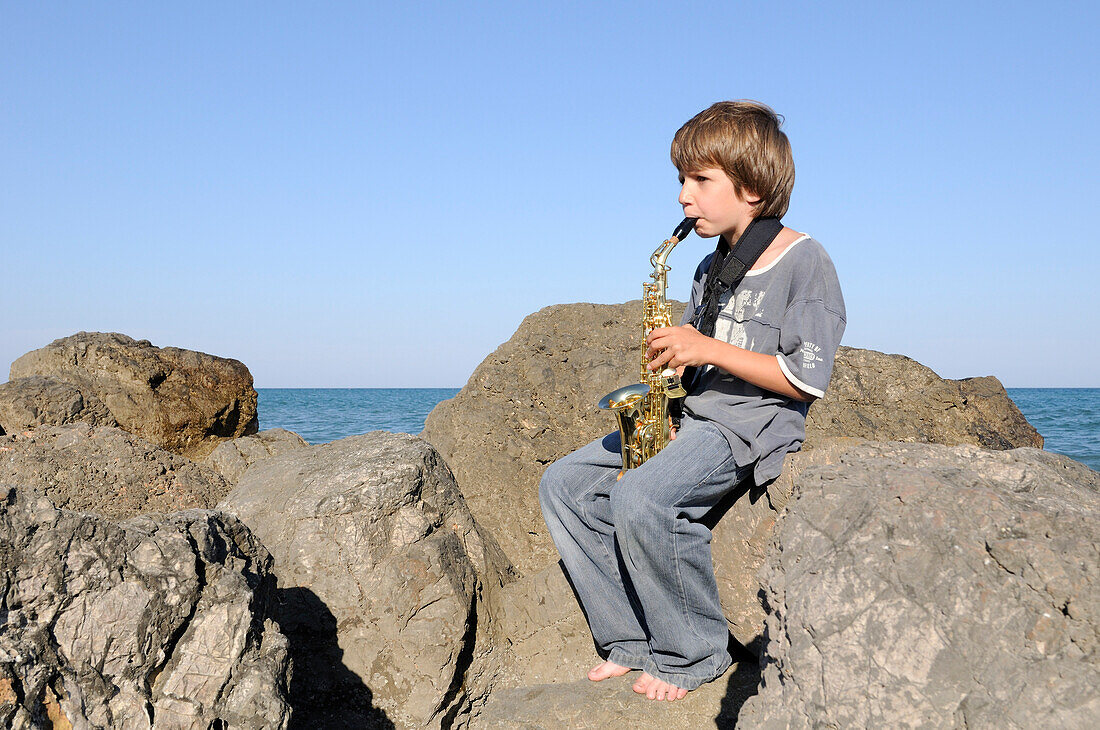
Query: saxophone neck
xmin=650 ymin=217 xmax=697 ymax=280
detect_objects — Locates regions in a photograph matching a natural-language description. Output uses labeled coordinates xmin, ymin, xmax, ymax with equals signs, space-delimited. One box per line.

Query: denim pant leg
xmin=610 ymin=416 xmax=750 ymax=690
xmin=538 ymin=432 xmax=652 ymax=670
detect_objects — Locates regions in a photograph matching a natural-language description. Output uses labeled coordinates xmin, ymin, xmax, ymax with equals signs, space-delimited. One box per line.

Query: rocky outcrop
xmin=0 ymin=423 xmax=232 ymax=519
xmin=203 ymin=428 xmax=309 ymax=485
xmin=0 ymin=376 xmax=118 ymax=436
xmin=10 ymin=332 xmax=258 ymax=458
xmin=737 ymin=442 xmax=1100 ymax=729
xmin=807 ymin=347 xmax=1043 ymax=449
xmin=421 ymin=301 xmax=1042 ymax=575
xmin=219 ymin=432 xmax=514 ymax=730
xmin=0 ymin=487 xmax=291 ymax=729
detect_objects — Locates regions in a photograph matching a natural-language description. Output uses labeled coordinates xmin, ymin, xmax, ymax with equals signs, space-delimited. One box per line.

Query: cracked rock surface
xmin=0 ymin=423 xmax=231 ymax=519
xmin=0 ymin=376 xmax=118 ymax=436
xmin=422 ymin=302 xmax=1041 ymax=576
xmin=219 ymin=432 xmax=514 ymax=730
xmin=737 ymin=442 xmax=1100 ymax=729
xmin=0 ymin=487 xmax=291 ymax=729
xmin=202 ymin=428 xmax=309 ymax=485
xmin=10 ymin=332 xmax=258 ymax=458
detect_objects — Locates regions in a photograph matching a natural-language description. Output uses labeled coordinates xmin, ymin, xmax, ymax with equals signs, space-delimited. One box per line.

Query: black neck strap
xmin=696 ymin=216 xmax=783 ymax=338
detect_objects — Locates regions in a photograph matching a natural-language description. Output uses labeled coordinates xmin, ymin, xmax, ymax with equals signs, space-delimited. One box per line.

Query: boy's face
xmin=678 ymin=167 xmax=761 ymax=241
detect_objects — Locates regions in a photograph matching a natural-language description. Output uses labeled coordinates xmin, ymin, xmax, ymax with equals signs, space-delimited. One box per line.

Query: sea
xmin=257 ymin=387 xmax=1100 ymax=473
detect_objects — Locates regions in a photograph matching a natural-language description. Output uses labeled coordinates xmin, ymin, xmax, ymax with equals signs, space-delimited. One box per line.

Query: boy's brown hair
xmin=671 ymin=100 xmax=795 ymax=219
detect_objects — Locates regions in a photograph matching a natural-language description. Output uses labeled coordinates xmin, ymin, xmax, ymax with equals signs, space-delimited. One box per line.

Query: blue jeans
xmin=538 ymin=415 xmax=751 ymax=690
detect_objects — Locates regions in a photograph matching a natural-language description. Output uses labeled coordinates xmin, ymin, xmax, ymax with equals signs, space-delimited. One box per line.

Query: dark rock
xmin=807 ymin=347 xmax=1043 ymax=449
xmin=219 ymin=432 xmax=514 ymax=730
xmin=0 ymin=423 xmax=231 ymax=519
xmin=203 ymin=428 xmax=309 ymax=485
xmin=10 ymin=332 xmax=258 ymax=458
xmin=0 ymin=376 xmax=118 ymax=436
xmin=0 ymin=487 xmax=291 ymax=729
xmin=737 ymin=442 xmax=1100 ymax=728
xmin=421 ymin=301 xmax=1040 ymax=576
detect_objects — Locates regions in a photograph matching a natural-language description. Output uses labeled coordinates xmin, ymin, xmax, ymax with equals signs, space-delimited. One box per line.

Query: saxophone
xmin=598 ymin=217 xmax=696 ymax=478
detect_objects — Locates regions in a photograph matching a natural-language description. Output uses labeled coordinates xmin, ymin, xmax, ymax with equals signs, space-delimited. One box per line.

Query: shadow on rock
xmin=278 ymin=587 xmax=395 ymax=730
xmin=715 ymin=639 xmax=762 ymax=728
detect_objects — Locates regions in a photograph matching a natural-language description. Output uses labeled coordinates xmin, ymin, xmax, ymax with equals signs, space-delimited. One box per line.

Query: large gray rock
xmin=0 ymin=487 xmax=291 ymax=729
xmin=10 ymin=332 xmax=259 ymax=458
xmin=421 ymin=302 xmax=1041 ymax=576
xmin=0 ymin=376 xmax=118 ymax=436
xmin=202 ymin=428 xmax=309 ymax=485
xmin=0 ymin=423 xmax=231 ymax=519
xmin=738 ymin=442 xmax=1100 ymax=729
xmin=219 ymin=432 xmax=514 ymax=730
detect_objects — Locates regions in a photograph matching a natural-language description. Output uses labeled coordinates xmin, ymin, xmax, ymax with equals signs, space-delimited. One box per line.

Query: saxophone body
xmin=598 ymin=218 xmax=695 ymax=477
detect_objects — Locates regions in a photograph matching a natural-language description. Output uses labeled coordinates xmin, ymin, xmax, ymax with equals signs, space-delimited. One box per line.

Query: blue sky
xmin=3 ymin=1 xmax=1097 ymax=387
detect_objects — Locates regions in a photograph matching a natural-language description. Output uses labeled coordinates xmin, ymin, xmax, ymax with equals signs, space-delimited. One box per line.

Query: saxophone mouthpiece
xmin=672 ymin=218 xmax=698 ymax=242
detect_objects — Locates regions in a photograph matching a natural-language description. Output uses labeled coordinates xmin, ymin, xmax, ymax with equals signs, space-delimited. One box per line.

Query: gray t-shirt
xmin=679 ymin=234 xmax=846 ymax=486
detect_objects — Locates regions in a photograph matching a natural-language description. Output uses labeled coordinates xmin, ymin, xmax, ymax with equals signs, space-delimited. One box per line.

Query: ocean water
xmin=1006 ymin=388 xmax=1100 ymax=471
xmin=257 ymin=388 xmax=459 ymax=444
xmin=257 ymin=387 xmax=1100 ymax=472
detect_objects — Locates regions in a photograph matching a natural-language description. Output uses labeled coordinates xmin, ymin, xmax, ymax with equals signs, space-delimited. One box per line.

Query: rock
xmin=421 ymin=301 xmax=1040 ymax=575
xmin=0 ymin=376 xmax=118 ymax=436
xmin=202 ymin=428 xmax=309 ymax=485
xmin=219 ymin=432 xmax=514 ymax=730
xmin=10 ymin=332 xmax=258 ymax=458
xmin=710 ymin=439 xmax=869 ymax=652
xmin=471 ymin=665 xmax=760 ymax=729
xmin=0 ymin=423 xmax=231 ymax=519
xmin=807 ymin=347 xmax=1043 ymax=449
xmin=0 ymin=487 xmax=291 ymax=729
xmin=737 ymin=442 xmax=1100 ymax=729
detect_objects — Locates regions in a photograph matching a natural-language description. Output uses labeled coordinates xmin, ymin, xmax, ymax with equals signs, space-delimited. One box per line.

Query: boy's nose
xmin=678 ymin=183 xmax=691 ymax=206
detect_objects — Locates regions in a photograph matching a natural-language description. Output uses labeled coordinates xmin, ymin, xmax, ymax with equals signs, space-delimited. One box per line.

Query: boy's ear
xmin=738 ymin=186 xmax=763 ymax=207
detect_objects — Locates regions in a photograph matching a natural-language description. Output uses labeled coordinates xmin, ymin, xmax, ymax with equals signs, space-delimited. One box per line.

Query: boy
xmin=539 ymin=101 xmax=846 ymax=701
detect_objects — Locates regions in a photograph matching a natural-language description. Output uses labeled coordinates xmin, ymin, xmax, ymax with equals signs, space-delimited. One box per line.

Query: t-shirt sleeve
xmin=775 ymin=253 xmax=846 ymax=399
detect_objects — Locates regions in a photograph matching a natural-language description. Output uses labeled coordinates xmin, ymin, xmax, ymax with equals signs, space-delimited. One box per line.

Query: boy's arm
xmin=646 ymin=324 xmax=813 ymax=402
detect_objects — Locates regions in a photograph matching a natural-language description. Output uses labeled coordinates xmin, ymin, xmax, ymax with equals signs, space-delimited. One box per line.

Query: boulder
xmin=807 ymin=347 xmax=1043 ymax=449
xmin=0 ymin=376 xmax=118 ymax=436
xmin=10 ymin=332 xmax=258 ymax=458
xmin=219 ymin=432 xmax=514 ymax=730
xmin=202 ymin=428 xmax=309 ymax=485
xmin=0 ymin=423 xmax=231 ymax=519
xmin=0 ymin=487 xmax=291 ymax=729
xmin=421 ymin=301 xmax=1041 ymax=575
xmin=737 ymin=442 xmax=1100 ymax=729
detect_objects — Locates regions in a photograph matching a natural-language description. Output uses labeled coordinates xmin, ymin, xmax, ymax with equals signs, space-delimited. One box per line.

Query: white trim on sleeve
xmin=777 ymin=354 xmax=825 ymax=399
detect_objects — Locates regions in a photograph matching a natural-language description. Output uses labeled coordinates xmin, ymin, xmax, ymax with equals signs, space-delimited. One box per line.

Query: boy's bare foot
xmin=632 ymin=672 xmax=689 ymax=701
xmin=587 ymin=660 xmax=632 ymax=682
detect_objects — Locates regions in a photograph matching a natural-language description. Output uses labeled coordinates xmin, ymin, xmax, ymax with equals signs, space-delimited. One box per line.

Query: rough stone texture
xmin=710 ymin=439 xmax=867 ymax=653
xmin=737 ymin=442 xmax=1100 ymax=729
xmin=10 ymin=332 xmax=259 ymax=458
xmin=0 ymin=376 xmax=118 ymax=436
xmin=219 ymin=432 xmax=514 ymax=730
xmin=421 ymin=301 xmax=1041 ymax=576
xmin=471 ymin=664 xmax=760 ymax=730
xmin=0 ymin=487 xmax=291 ymax=729
xmin=202 ymin=428 xmax=309 ymax=485
xmin=0 ymin=423 xmax=232 ymax=519
xmin=807 ymin=347 xmax=1043 ymax=449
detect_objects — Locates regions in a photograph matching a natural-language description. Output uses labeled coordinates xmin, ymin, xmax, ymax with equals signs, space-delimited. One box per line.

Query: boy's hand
xmin=646 ymin=324 xmax=714 ymax=371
